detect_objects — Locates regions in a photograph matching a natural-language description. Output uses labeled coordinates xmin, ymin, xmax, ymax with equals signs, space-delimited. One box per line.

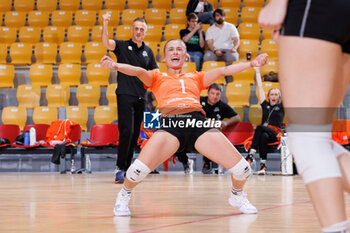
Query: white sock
xmin=231 ymin=187 xmax=243 ymax=196
xmin=120 ymin=186 xmax=132 ymax=196
xmin=322 ymin=220 xmax=349 ymax=233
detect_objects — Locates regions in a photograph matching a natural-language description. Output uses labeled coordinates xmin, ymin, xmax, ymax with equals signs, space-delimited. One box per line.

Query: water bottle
xmin=24 ymin=131 xmax=30 ymax=145
xmin=70 ymin=159 xmax=76 ymax=173
xmin=85 ymin=154 xmax=92 ymax=173
xmin=29 ymin=127 xmax=36 ymax=146
xmin=218 ymin=165 xmax=224 ymax=175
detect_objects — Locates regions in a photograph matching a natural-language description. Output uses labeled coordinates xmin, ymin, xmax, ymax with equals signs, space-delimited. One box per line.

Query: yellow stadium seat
xmin=91 ymin=25 xmax=114 ymax=42
xmin=164 ymin=24 xmax=186 ymax=41
xmin=4 ymin=11 xmax=27 ymax=28
xmin=0 ymin=0 xmax=12 ymax=12
xmin=260 ymin=59 xmax=278 ymax=76
xmin=76 ymin=84 xmax=101 ymax=108
xmin=169 ymin=8 xmax=187 ymax=25
xmin=182 ymin=62 xmax=196 ymax=73
xmin=82 ymin=0 xmax=103 ymax=10
xmin=238 ymin=23 xmax=261 ymax=40
xmin=18 ymin=27 xmax=41 ymax=44
xmin=262 ymin=29 xmax=273 ymax=40
xmin=208 ymin=0 xmax=218 ymax=9
xmin=35 ymin=42 xmax=58 ymax=64
xmin=36 ymin=0 xmax=57 ymax=12
xmin=74 ymin=10 xmax=97 ymax=27
xmin=233 ymin=106 xmax=244 ymax=120
xmin=29 ymin=63 xmax=52 ymax=86
xmin=220 ymin=0 xmax=241 ymax=9
xmin=106 ymin=83 xmax=117 ymax=105
xmin=158 ymin=40 xmax=167 ymax=60
xmin=121 ymin=9 xmax=143 ymax=25
xmin=105 ymin=0 xmax=126 ymax=11
xmin=232 ymin=61 xmax=255 ymax=83
xmin=67 ymin=25 xmax=90 ymax=43
xmin=33 ymin=106 xmax=58 ymax=124
xmin=59 ymin=42 xmax=82 ymax=64
xmin=14 ymin=0 xmax=35 ymax=11
xmin=223 ymin=8 xmax=239 ymax=25
xmin=240 ymin=7 xmax=262 ymax=23
xmin=243 ymin=0 xmax=265 ymax=7
xmin=98 ymin=9 xmax=120 ymax=27
xmin=0 ymin=64 xmax=14 ymax=88
xmin=152 ymin=0 xmax=172 ymax=11
xmin=226 ymin=81 xmax=252 ymax=107
xmin=157 ymin=62 xmax=167 ymax=72
xmin=0 ymin=27 xmax=17 ymax=45
xmin=115 ymin=25 xmax=132 ymax=40
xmin=66 ymin=106 xmax=88 ymax=131
xmin=248 ymin=104 xmax=262 ymax=127
xmin=144 ymin=24 xmax=163 ymax=42
xmin=202 ymin=61 xmax=226 ymax=85
xmin=173 ymin=0 xmax=188 ymax=9
xmin=59 ymin=0 xmax=80 ymax=11
xmin=238 ymin=39 xmax=259 ymax=61
xmin=58 ymin=63 xmax=81 ymax=86
xmin=0 ymin=44 xmax=8 ymax=64
xmin=145 ymin=8 xmax=166 ymax=26
xmin=28 ymin=11 xmax=50 ymax=27
xmin=86 ymin=63 xmax=110 ymax=86
xmin=84 ymin=42 xmax=107 ymax=64
xmin=261 ymin=39 xmax=278 ymax=58
xmin=127 ymin=0 xmax=148 ymax=10
xmin=10 ymin=42 xmax=33 ymax=65
xmin=43 ymin=26 xmax=66 ymax=44
xmin=144 ymin=41 xmax=158 ymax=57
xmin=94 ymin=105 xmax=118 ymax=125
xmin=46 ymin=84 xmax=70 ymax=107
xmin=2 ymin=106 xmax=27 ymax=130
xmin=17 ymin=84 xmax=41 ymax=108
xmin=51 ymin=10 xmax=73 ymax=27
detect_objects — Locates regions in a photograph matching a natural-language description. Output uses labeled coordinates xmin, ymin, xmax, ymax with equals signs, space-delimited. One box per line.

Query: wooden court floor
xmin=0 ymin=173 xmax=349 ymax=233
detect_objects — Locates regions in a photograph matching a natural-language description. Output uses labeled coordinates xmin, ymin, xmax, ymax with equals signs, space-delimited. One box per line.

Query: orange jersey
xmin=146 ymin=70 xmax=207 ymax=115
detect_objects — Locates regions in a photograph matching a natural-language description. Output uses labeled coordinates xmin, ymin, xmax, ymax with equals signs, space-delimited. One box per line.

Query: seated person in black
xmin=186 ymin=0 xmax=214 ymax=25
xmin=246 ymin=67 xmax=284 ymax=175
xmin=176 ymin=83 xmax=240 ymax=174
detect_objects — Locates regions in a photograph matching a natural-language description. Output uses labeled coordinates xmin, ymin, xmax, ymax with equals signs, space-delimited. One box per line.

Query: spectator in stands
xmin=259 ymin=0 xmax=350 ymax=232
xmin=100 ymin=39 xmax=268 ymax=216
xmin=101 ymin=14 xmax=159 ymax=184
xmin=245 ymin=67 xmax=284 ymax=175
xmin=180 ymin=13 xmax=206 ymax=71
xmin=186 ymin=0 xmax=214 ymax=25
xmin=204 ymin=9 xmax=240 ymax=66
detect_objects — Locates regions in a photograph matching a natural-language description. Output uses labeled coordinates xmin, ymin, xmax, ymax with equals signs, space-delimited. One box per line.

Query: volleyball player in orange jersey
xmin=100 ymin=39 xmax=268 ymax=216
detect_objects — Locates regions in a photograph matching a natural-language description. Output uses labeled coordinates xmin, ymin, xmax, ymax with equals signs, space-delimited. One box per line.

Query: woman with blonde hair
xmin=101 ymin=39 xmax=268 ymax=216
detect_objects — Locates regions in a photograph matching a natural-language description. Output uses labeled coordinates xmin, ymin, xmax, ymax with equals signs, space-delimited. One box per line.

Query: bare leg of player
xmin=279 ymin=36 xmax=350 ymax=229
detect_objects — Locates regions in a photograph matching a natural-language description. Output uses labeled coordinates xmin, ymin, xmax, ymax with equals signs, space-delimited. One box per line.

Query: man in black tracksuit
xmin=102 ymin=14 xmax=158 ymax=183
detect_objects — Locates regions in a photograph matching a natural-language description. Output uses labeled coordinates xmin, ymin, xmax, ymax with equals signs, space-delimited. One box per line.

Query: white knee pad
xmin=287 ymin=124 xmax=347 ymax=184
xmin=228 ymin=158 xmax=251 ymax=181
xmin=126 ymin=159 xmax=151 ymax=183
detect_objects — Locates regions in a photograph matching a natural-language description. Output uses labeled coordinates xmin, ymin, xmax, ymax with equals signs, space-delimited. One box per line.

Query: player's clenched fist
xmin=102 ymin=13 xmax=111 ymax=24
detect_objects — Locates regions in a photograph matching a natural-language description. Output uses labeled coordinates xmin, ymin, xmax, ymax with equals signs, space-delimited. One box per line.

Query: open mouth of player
xmin=171 ymin=57 xmax=180 ymax=63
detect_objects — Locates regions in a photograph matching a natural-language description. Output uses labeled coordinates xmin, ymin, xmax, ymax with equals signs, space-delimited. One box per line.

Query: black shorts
xmin=158 ymin=111 xmax=215 ymax=152
xmin=281 ymin=0 xmax=350 ymax=54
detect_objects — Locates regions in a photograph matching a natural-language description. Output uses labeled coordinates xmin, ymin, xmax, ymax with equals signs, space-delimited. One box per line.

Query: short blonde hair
xmin=267 ymin=88 xmax=282 ymax=104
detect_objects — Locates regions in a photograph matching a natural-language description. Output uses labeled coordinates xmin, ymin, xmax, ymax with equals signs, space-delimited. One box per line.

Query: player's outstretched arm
xmin=100 ymin=56 xmax=153 ymax=86
xmin=203 ymin=53 xmax=268 ymax=87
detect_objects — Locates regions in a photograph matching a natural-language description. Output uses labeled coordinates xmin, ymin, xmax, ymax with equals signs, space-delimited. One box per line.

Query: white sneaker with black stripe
xmin=114 ymin=191 xmax=131 ymax=216
xmin=229 ymin=192 xmax=258 ymax=214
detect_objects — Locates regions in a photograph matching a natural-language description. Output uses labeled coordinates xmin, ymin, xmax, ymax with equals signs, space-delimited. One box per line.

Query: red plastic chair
xmin=13 ymin=123 xmax=51 ymax=148
xmin=81 ymin=124 xmax=119 ymax=146
xmin=0 ymin=124 xmax=20 ymax=146
xmin=222 ymin=122 xmax=254 ymax=146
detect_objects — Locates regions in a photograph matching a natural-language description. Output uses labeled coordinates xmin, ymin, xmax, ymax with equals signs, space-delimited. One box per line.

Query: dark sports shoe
xmin=202 ymin=162 xmax=212 ymax=174
xmin=115 ymin=170 xmax=125 ymax=184
xmin=150 ymin=169 xmax=159 ymax=174
xmin=245 ymin=154 xmax=254 ymax=165
xmin=257 ymin=164 xmax=266 ymax=175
